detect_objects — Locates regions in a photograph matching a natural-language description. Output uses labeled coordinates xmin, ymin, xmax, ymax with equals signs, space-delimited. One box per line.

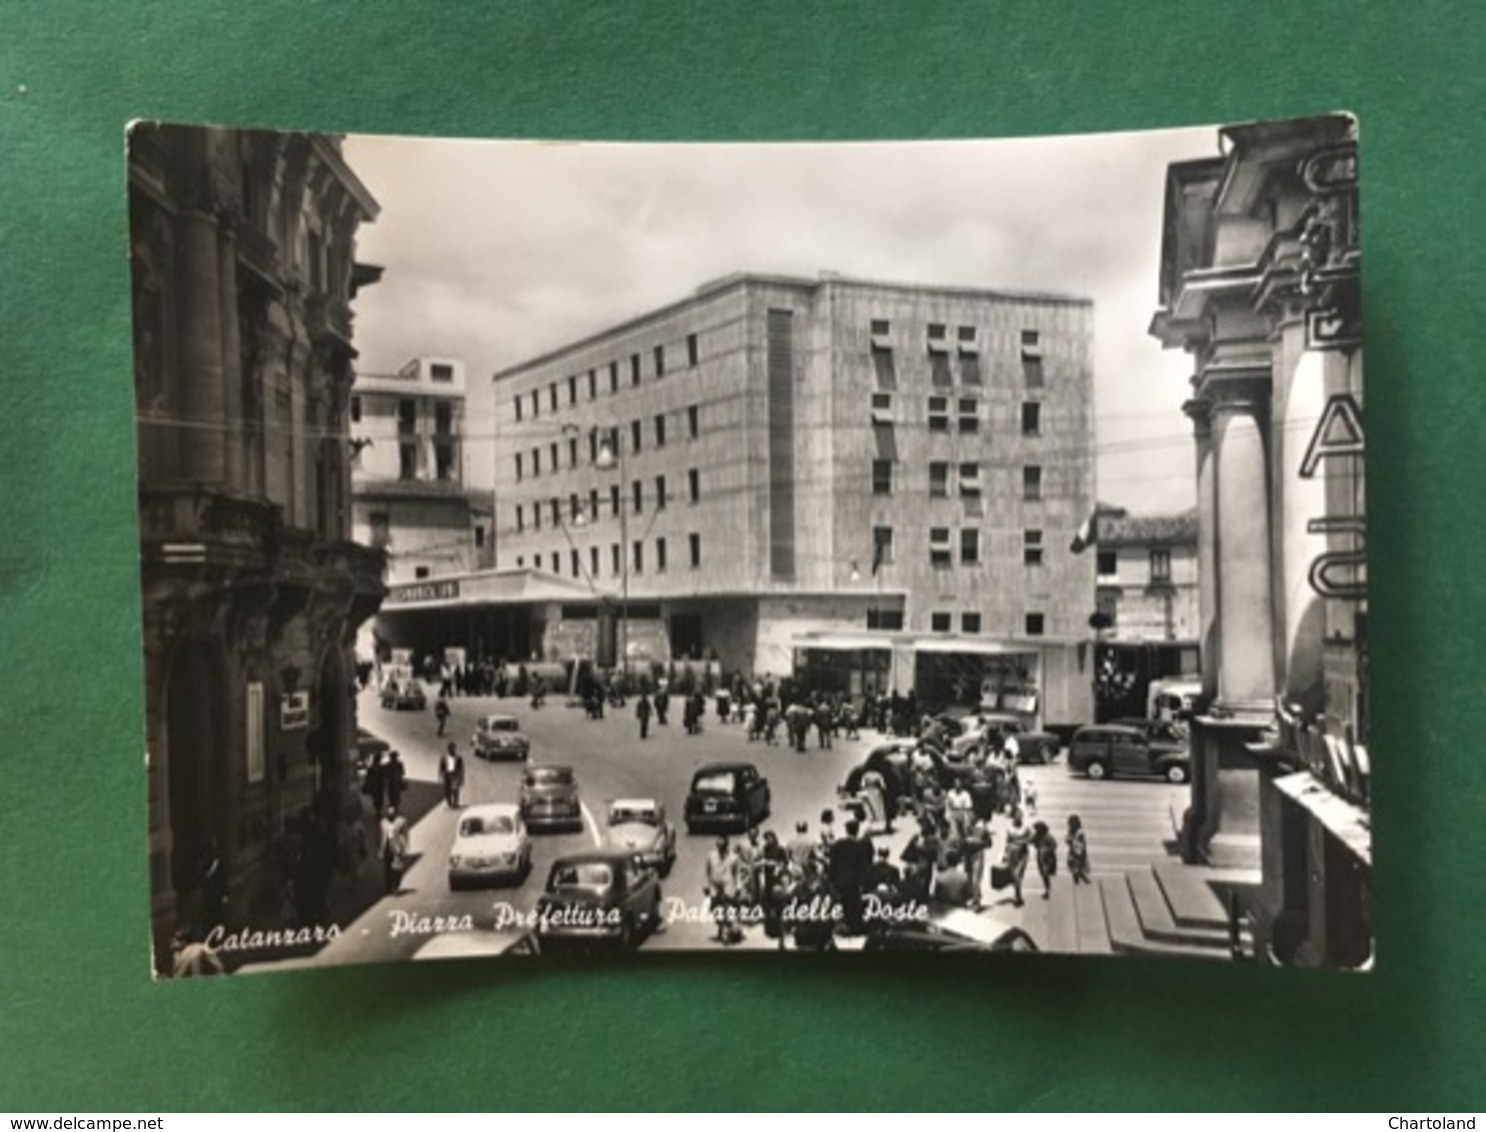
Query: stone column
xmin=1210 ymin=375 xmax=1276 ymax=709
xmin=1184 ymin=397 xmax=1218 ymax=701
xmin=217 ymin=220 xmax=245 ymax=491
xmin=176 ymin=210 xmax=227 ymax=482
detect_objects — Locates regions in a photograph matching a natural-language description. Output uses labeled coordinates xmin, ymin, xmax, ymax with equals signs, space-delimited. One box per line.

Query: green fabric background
xmin=2 ymin=0 xmax=1483 ymax=1112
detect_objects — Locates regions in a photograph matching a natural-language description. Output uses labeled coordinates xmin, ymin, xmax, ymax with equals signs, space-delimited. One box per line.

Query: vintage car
xmin=683 ymin=761 xmax=771 ymax=834
xmin=447 ymin=802 xmax=532 ymax=889
xmin=518 ymin=765 xmax=584 ymax=832
xmin=379 ymin=679 xmax=427 ymax=712
xmin=861 ymin=906 xmax=1040 ymax=953
xmin=1067 ymin=723 xmax=1190 ymax=783
xmin=472 ymin=713 xmax=530 ymax=761
xmin=534 ymin=849 xmax=664 ymax=951
xmin=974 ymin=711 xmax=1062 ymax=765
xmin=603 ymin=798 xmax=677 ymax=877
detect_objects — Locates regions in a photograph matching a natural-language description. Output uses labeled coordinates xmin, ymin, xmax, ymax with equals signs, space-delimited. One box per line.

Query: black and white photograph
xmin=128 ymin=115 xmax=1368 ymax=977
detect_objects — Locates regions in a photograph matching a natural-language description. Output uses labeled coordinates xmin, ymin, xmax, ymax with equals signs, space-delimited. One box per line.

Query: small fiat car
xmin=683 ymin=762 xmax=771 ymax=834
xmin=534 ymin=849 xmax=664 ymax=951
xmin=472 ymin=713 xmax=530 ymax=761
xmin=519 ymin=765 xmax=583 ymax=832
xmin=447 ymin=803 xmax=532 ymax=889
xmin=603 ymin=798 xmax=677 ymax=877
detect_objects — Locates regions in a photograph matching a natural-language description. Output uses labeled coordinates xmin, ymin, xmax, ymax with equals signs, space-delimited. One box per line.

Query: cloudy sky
xmin=345 ymin=125 xmax=1218 ymax=514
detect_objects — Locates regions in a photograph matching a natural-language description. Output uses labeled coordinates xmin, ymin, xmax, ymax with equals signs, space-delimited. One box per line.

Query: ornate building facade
xmin=129 ymin=125 xmax=385 ymax=971
xmin=1150 ymin=115 xmax=1368 ymax=967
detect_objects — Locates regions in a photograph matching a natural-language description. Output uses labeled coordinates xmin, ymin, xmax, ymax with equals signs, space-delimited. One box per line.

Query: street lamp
xmin=595 ymin=434 xmax=627 ymax=685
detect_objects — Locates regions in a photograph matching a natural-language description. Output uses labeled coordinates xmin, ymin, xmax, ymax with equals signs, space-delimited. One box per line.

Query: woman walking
xmin=1032 ymin=820 xmax=1057 ymax=899
xmin=1066 ymin=814 xmax=1092 ymax=884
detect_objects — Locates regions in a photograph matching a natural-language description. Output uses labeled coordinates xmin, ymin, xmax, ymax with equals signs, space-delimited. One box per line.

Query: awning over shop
xmin=379 ymin=567 xmax=603 ymax=611
xmin=792 ymin=635 xmax=894 ymax=652
xmin=911 ymin=638 xmax=1036 ymax=655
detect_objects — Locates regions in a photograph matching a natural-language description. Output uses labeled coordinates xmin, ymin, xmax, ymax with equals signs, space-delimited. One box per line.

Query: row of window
xmin=514 ymin=408 xmax=701 ymax=481
xmin=863 ymin=608 xmax=1047 ymax=636
xmin=874 ymin=460 xmax=1046 ymax=500
xmin=515 ymin=470 xmax=702 ymax=532
xmin=1098 ymin=548 xmax=1173 ymax=584
xmin=870 ymin=321 xmax=1044 ymax=355
xmin=871 ymin=526 xmax=1049 ymax=568
xmin=869 ymin=394 xmax=1046 ymax=432
xmin=349 ymin=396 xmax=457 ymax=430
xmin=515 ymin=534 xmax=704 ymax=577
xmin=513 ymin=336 xmax=702 ymax=422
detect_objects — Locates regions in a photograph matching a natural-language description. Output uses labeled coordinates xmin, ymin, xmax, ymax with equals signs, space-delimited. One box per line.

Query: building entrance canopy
xmin=380 ymin=566 xmax=603 ymax=612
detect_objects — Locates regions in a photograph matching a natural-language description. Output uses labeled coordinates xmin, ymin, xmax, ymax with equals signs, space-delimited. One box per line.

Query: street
xmin=300 ymin=687 xmax=1190 ymax=966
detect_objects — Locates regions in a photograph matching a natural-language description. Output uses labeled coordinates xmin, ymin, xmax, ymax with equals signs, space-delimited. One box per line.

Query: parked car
xmin=534 ymin=849 xmax=664 ymax=951
xmin=975 ymin=712 xmax=1061 ymax=765
xmin=1108 ymin=717 xmax=1189 ymax=748
xmin=519 ymin=765 xmax=583 ymax=832
xmin=683 ymin=762 xmax=771 ymax=834
xmin=472 ymin=713 xmax=530 ymax=761
xmin=379 ymin=680 xmax=427 ymax=711
xmin=447 ymin=802 xmax=532 ymax=889
xmin=603 ymin=798 xmax=677 ymax=877
xmin=861 ymin=906 xmax=1040 ymax=953
xmin=1067 ymin=723 xmax=1190 ymax=783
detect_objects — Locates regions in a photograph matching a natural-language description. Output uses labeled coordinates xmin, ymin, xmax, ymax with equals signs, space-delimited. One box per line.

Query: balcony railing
xmin=139 ymin=486 xmax=281 ymax=556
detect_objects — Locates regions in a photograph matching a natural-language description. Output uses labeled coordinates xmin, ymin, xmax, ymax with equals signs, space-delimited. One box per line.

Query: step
xmin=1127 ymin=868 xmax=1232 ymax=951
xmin=1073 ymin=878 xmax=1113 ymax=955
xmin=1047 ymin=875 xmax=1079 ymax=954
xmin=1099 ymin=875 xmax=1239 ymax=963
xmin=1153 ymin=861 xmax=1257 ymax=932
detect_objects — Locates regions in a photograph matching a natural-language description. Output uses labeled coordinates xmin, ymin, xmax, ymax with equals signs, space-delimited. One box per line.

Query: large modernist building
xmin=349 ymin=355 xmax=495 ymax=587
xmin=1150 ymin=115 xmax=1368 ymax=967
xmin=435 ymin=272 xmax=1097 ymax=726
xmin=130 ymin=125 xmax=385 ymax=969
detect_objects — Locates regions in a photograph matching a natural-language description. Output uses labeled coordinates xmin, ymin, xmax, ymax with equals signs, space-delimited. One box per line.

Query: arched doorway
xmin=164 ymin=636 xmax=229 ymax=912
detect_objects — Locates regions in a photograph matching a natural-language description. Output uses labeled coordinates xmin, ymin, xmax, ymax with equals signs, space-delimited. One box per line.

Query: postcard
xmin=127 ymin=115 xmax=1368 ymax=977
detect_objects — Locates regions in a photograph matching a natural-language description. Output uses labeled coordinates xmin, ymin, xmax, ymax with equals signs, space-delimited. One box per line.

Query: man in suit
xmin=439 ymin=741 xmax=465 ymax=808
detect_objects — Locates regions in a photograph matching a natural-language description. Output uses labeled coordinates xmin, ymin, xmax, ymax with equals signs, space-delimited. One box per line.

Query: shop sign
xmin=386 ymin=579 xmax=460 ymax=605
xmin=280 ymin=690 xmax=310 ymax=730
xmin=1300 ymin=392 xmax=1366 ymax=601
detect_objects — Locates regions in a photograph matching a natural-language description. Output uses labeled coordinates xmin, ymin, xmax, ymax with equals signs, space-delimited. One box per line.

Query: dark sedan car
xmin=518 ymin=765 xmax=584 ymax=832
xmin=534 ymin=849 xmax=664 ymax=951
xmin=1067 ymin=724 xmax=1190 ymax=783
xmin=684 ymin=762 xmax=771 ymax=834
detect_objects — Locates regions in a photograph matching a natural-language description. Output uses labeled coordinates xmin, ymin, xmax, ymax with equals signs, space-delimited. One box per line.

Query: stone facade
xmin=129 ymin=125 xmax=384 ymax=971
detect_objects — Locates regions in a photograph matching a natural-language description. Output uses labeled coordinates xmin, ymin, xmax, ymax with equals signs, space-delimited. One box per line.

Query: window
xmin=590 ymin=546 xmax=600 ymax=577
xmin=656 ymin=537 xmax=667 ymax=572
xmin=589 ymin=431 xmax=598 ymax=464
xmin=870 ymin=391 xmax=894 ymax=426
xmin=930 ymin=527 xmax=952 ymax=568
xmin=688 ymin=405 xmax=699 ymax=438
xmin=397 ymin=399 xmax=416 ymax=432
xmin=1022 ymin=401 xmax=1042 ymax=436
xmin=610 ymin=484 xmax=621 ymax=517
xmin=430 ymin=363 xmax=454 ymax=382
xmin=960 ymin=528 xmax=980 ymax=565
xmin=516 ymin=504 xmax=524 ymax=533
xmin=533 ymin=503 xmax=541 ymax=531
xmin=515 ymin=453 xmax=523 ymax=481
xmin=631 ymin=420 xmax=642 ymax=454
xmin=567 ymin=375 xmax=577 ymax=405
xmin=549 ymin=383 xmax=558 ymax=411
xmin=873 ymin=526 xmax=894 ymax=567
xmin=931 ymin=611 xmax=952 ymax=632
xmin=869 ymin=318 xmax=892 ymax=351
xmin=928 ymin=396 xmax=949 ymax=432
xmin=959 ymin=462 xmax=981 ymax=497
xmin=961 ymin=612 xmax=982 ymax=634
xmin=1021 ymin=329 xmax=1041 ymax=355
xmin=433 ymin=401 xmax=452 ymax=435
xmin=609 ymin=362 xmax=619 ymax=394
xmin=633 ymin=540 xmax=644 ymax=574
xmin=550 ymin=499 xmax=560 ymax=526
xmin=1023 ymin=465 xmax=1043 ymax=501
xmin=531 ymin=390 xmax=541 ymax=419
xmin=1025 ymin=612 xmax=1045 ymax=636
xmin=929 ymin=462 xmax=949 ymax=497
xmin=531 ymin=447 xmax=541 ymax=476
xmin=866 ymin=609 xmax=904 ymax=630
xmin=475 ymin=525 xmax=485 ymax=549
xmin=350 ymin=396 xmax=361 ymax=423
xmin=549 ymin=442 xmax=558 ymax=472
xmin=654 ymin=414 xmax=666 ymax=448
xmin=399 ymin=442 xmax=416 ymax=480
xmin=687 ymin=333 xmax=698 ymax=366
xmin=1024 ymin=355 xmax=1044 ymax=389
xmin=368 ymin=510 xmax=390 ymax=549
xmin=516 ymin=556 xmax=524 ymax=568
xmin=1024 ymin=529 xmax=1044 ymax=567
xmin=958 ymin=398 xmax=979 ymax=433
xmin=569 ymin=493 xmax=581 ymax=521
xmin=435 ymin=442 xmax=454 ymax=480
xmin=588 ymin=370 xmax=597 ymax=400
xmin=514 ymin=396 xmax=522 ymax=422
xmin=1150 ymin=549 xmax=1172 ymax=584
xmin=568 ymin=437 xmax=579 ymax=468
xmin=927 ymin=323 xmax=950 ymax=355
xmin=655 ymin=475 xmax=667 ymax=510
xmin=550 ymin=552 xmax=560 ymax=573
xmin=632 ymin=480 xmax=643 ymax=514
xmin=654 ymin=345 xmax=665 ymax=377
xmin=571 ymin=548 xmax=580 ymax=578
xmin=1097 ymin=549 xmax=1117 ymax=577
xmin=611 ymin=543 xmax=620 ymax=575
xmin=631 ymin=354 xmax=641 ymax=386
xmin=872 ymin=459 xmax=893 ymax=496
xmin=688 ymin=468 xmax=700 ymax=503
xmin=415 ymin=566 xmax=430 ymax=580
xmin=957 ymin=325 xmax=979 ymax=355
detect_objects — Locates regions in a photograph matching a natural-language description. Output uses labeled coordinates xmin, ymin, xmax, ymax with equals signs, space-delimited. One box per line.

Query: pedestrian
xmin=945 ymin=780 xmax=974 ymax=841
xmin=378 ymin=805 xmax=410 ymax=894
xmin=996 ymin=812 xmax=1033 ymax=907
xmin=963 ymin=818 xmax=992 ymax=910
xmin=785 ymin=821 xmax=814 ymax=874
xmin=1022 ymin=772 xmax=1039 ymax=816
xmin=439 ymin=742 xmax=465 ymax=808
xmin=1033 ymin=819 xmax=1058 ymax=899
xmin=704 ymin=837 xmax=743 ymax=944
xmin=654 ymin=686 xmax=669 ymax=726
xmin=826 ymin=819 xmax=874 ymax=934
xmin=434 ymin=695 xmax=450 ymax=737
xmin=736 ymin=827 xmax=763 ymax=907
xmin=860 ymin=766 xmax=889 ymax=834
xmin=362 ymin=751 xmax=387 ymax=814
xmin=814 ymin=700 xmax=833 ymax=749
xmin=763 ymin=703 xmax=781 ymax=746
xmin=1066 ymin=814 xmax=1092 ymax=884
xmin=636 ymin=693 xmax=653 ymax=740
xmin=384 ymin=751 xmax=406 ymax=812
xmin=933 ymin=849 xmax=976 ymax=907
xmin=530 ymin=675 xmax=545 ymax=709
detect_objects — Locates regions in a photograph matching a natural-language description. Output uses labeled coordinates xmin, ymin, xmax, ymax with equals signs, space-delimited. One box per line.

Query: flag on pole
xmin=1069 ymin=508 xmax=1098 ymax=554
